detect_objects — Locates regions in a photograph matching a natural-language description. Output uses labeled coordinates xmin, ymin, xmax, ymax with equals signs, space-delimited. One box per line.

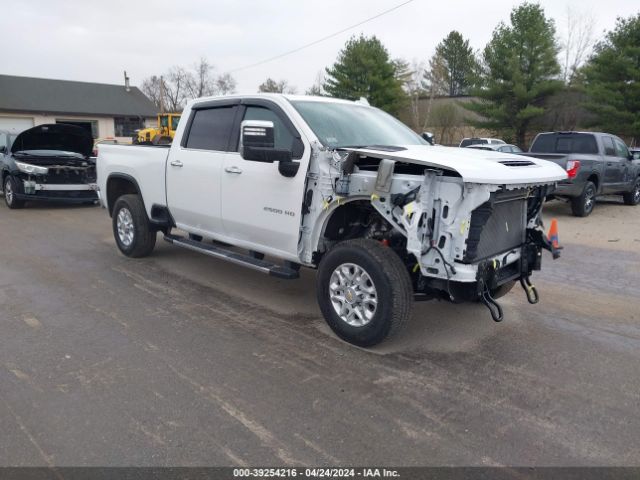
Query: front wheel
xmin=112 ymin=194 xmax=156 ymax=258
xmin=622 ymin=178 xmax=640 ymax=206
xmin=570 ymin=181 xmax=596 ymax=217
xmin=3 ymin=175 xmax=25 ymax=209
xmin=316 ymin=239 xmax=412 ymax=347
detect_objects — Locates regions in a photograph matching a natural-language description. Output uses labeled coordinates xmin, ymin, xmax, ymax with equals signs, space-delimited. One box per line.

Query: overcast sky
xmin=5 ymin=0 xmax=639 ymax=94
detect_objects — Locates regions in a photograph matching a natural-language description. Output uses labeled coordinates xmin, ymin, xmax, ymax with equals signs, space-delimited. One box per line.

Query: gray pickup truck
xmin=526 ymin=132 xmax=640 ymax=216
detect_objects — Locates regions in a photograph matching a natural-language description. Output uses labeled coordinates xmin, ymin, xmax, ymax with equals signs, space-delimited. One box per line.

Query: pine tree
xmin=466 ymin=3 xmax=562 ymax=146
xmin=583 ymin=14 xmax=640 ymax=141
xmin=324 ymin=35 xmax=407 ymax=115
xmin=433 ymin=31 xmax=478 ymax=96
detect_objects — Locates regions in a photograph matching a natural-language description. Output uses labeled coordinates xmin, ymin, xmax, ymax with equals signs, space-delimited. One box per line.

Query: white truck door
xmin=220 ymin=103 xmax=308 ymax=258
xmin=166 ymin=105 xmax=237 ymax=235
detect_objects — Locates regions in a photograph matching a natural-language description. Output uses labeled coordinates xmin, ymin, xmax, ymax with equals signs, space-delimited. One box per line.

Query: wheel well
xmin=587 ymin=174 xmax=599 ymax=190
xmin=323 ymin=201 xmax=375 ymax=241
xmin=106 ymin=176 xmax=140 ymax=216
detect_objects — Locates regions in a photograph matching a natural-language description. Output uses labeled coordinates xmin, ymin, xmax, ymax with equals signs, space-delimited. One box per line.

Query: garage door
xmin=0 ymin=116 xmax=34 ymax=134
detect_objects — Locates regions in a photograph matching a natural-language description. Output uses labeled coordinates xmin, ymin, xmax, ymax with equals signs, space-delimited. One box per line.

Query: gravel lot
xmin=0 ymin=197 xmax=639 ymax=466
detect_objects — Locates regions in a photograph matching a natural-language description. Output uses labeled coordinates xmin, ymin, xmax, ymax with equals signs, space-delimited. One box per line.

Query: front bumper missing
xmin=22 ymin=181 xmax=98 ymax=193
xmin=17 ymin=181 xmax=98 ymax=203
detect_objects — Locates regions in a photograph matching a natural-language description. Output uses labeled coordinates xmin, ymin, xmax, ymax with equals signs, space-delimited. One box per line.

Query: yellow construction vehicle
xmin=133 ymin=113 xmax=181 ymax=144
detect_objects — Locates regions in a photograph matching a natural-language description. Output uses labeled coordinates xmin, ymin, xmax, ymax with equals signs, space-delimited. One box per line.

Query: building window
xmin=114 ymin=117 xmax=144 ymax=137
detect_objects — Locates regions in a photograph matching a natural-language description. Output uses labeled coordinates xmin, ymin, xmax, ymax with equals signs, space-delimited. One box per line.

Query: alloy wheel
xmin=116 ymin=207 xmax=135 ymax=247
xmin=329 ymin=263 xmax=378 ymax=327
xmin=5 ymin=179 xmax=13 ymax=206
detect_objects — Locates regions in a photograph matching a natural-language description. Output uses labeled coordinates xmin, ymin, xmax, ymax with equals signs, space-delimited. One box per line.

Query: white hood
xmin=350 ymin=145 xmax=567 ymax=185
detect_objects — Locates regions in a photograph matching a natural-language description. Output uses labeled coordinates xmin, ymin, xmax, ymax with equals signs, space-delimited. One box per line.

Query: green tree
xmin=432 ymin=31 xmax=478 ymax=96
xmin=582 ymin=14 xmax=640 ymax=141
xmin=466 ymin=3 xmax=562 ymax=146
xmin=324 ymin=35 xmax=407 ymax=115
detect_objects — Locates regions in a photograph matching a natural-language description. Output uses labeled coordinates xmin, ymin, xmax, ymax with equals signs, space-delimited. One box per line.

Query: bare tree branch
xmin=561 ymin=6 xmax=596 ymax=85
xmin=141 ymin=59 xmax=238 ymax=111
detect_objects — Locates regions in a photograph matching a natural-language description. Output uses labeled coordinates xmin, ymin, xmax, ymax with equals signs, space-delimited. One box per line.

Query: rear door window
xmin=185 ymin=106 xmax=236 ymax=151
xmin=603 ymin=137 xmax=616 ymax=156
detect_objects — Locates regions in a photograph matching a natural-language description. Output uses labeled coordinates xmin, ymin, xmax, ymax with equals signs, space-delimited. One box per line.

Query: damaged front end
xmin=6 ymin=124 xmax=98 ymax=203
xmin=370 ymin=166 xmax=560 ymax=321
xmin=303 ymin=144 xmax=566 ymax=323
xmin=11 ymin=155 xmax=98 ymax=202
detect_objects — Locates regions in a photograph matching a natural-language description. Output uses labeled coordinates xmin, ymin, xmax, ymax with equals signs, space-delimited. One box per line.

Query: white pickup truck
xmin=97 ymin=94 xmax=566 ymax=347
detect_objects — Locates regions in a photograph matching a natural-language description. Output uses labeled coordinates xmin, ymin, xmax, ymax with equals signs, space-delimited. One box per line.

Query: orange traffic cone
xmin=547 ymin=218 xmax=560 ymax=249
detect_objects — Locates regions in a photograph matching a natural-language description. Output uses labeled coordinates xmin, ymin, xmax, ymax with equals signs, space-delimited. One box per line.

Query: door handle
xmin=607 ymin=162 xmax=613 ymax=166
xmin=170 ymin=160 xmax=183 ymax=167
xmin=225 ymin=166 xmax=243 ymax=174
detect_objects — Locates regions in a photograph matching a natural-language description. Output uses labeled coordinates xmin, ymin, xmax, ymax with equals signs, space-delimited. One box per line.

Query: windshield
xmin=291 ymin=100 xmax=427 ymax=149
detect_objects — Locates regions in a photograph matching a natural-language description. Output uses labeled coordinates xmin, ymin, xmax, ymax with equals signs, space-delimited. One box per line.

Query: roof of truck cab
xmin=188 ymin=93 xmax=362 ymax=106
xmin=536 ymin=131 xmax=609 ymax=136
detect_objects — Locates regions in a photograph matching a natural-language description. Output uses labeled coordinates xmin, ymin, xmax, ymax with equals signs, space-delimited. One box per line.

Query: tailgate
xmin=519 ymin=152 xmax=568 ymax=169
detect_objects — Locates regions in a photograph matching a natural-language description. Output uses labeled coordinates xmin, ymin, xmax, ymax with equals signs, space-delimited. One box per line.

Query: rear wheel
xmin=570 ymin=181 xmax=596 ymax=217
xmin=112 ymin=194 xmax=156 ymax=258
xmin=316 ymin=239 xmax=412 ymax=347
xmin=622 ymin=177 xmax=640 ymax=206
xmin=4 ymin=175 xmax=25 ymax=209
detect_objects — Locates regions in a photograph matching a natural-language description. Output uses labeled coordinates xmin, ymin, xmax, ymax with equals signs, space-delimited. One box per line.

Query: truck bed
xmin=97 ymin=144 xmax=170 ymax=215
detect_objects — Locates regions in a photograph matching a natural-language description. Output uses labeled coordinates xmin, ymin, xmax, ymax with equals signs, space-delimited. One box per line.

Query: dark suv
xmin=0 ymin=124 xmax=98 ymax=209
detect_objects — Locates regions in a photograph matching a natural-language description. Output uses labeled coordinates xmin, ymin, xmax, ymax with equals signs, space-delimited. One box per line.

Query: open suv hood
xmin=349 ymin=145 xmax=568 ymax=185
xmin=11 ymin=124 xmax=93 ymax=157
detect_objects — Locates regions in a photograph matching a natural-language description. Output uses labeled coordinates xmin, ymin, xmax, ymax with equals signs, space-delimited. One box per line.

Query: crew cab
xmin=1 ymin=124 xmax=98 ymax=209
xmin=97 ymin=95 xmax=567 ymax=347
xmin=527 ymin=132 xmax=640 ymax=216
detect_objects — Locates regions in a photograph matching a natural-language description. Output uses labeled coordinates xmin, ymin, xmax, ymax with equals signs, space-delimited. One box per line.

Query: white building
xmin=0 ymin=74 xmax=158 ymax=142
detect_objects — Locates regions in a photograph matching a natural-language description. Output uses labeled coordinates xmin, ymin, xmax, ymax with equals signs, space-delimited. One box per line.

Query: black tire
xmin=4 ymin=175 xmax=25 ymax=209
xmin=570 ymin=181 xmax=597 ymax=217
xmin=112 ymin=194 xmax=156 ymax=258
xmin=491 ymin=280 xmax=516 ymax=300
xmin=316 ymin=239 xmax=412 ymax=347
xmin=622 ymin=177 xmax=640 ymax=206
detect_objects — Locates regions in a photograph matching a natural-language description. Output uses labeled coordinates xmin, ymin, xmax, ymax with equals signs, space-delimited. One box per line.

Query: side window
xmin=603 ymin=137 xmax=616 ymax=156
xmin=241 ymin=106 xmax=295 ymax=152
xmin=185 ymin=106 xmax=236 ymax=151
xmin=613 ymin=138 xmax=629 ymax=159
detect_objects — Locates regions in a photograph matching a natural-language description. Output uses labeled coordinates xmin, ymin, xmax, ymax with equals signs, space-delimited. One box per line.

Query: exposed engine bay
xmin=299 ymin=143 xmax=562 ymax=322
xmin=12 ymin=155 xmax=97 ymax=195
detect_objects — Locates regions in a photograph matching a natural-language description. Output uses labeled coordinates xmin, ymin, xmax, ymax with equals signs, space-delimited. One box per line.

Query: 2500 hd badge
xmin=264 ymin=206 xmax=296 ymax=217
